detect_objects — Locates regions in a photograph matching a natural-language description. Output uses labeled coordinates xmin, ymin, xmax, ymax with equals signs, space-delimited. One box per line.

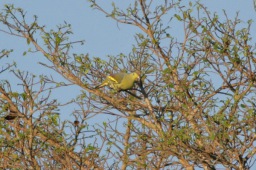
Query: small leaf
xmin=240 ymin=104 xmax=246 ymax=108
xmin=26 ymin=38 xmax=30 ymax=45
xmin=10 ymin=92 xmax=19 ymax=98
xmin=174 ymin=14 xmax=182 ymax=21
xmin=20 ymin=93 xmax=27 ymax=100
xmin=103 ymin=122 xmax=107 ymax=127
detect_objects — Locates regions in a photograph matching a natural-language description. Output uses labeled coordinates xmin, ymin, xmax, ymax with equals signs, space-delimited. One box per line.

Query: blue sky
xmin=0 ymin=0 xmax=255 ymax=168
xmin=0 ymin=0 xmax=255 ymax=73
xmin=1 ymin=0 xmax=254 ymax=103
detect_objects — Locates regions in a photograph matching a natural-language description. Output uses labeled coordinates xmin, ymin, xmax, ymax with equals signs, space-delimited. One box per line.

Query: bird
xmin=74 ymin=120 xmax=80 ymax=127
xmin=4 ymin=109 xmax=18 ymax=120
xmin=96 ymin=72 xmax=140 ymax=91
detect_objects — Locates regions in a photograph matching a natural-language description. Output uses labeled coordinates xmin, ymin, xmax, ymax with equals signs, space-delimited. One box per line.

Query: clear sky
xmin=0 ymin=0 xmax=255 ymax=73
xmin=0 ymin=0 xmax=255 ymax=168
xmin=0 ymin=0 xmax=254 ymax=77
xmin=1 ymin=0 xmax=254 ymax=110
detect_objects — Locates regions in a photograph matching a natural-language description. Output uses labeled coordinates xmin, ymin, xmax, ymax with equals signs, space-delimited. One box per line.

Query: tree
xmin=0 ymin=1 xmax=256 ymax=169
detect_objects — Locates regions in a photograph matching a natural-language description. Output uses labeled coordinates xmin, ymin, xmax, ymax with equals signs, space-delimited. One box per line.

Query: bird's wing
xmin=111 ymin=73 xmax=126 ymax=83
xmin=107 ymin=75 xmax=119 ymax=83
xmin=117 ymin=73 xmax=137 ymax=90
xmin=95 ymin=74 xmax=121 ymax=89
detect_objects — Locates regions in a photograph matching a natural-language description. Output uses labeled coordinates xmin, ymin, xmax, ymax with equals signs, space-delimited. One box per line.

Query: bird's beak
xmin=136 ymin=76 xmax=140 ymax=82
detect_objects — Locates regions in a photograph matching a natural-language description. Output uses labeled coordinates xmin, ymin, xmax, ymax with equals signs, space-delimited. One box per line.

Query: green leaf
xmin=240 ymin=104 xmax=246 ymax=108
xmin=168 ymin=83 xmax=174 ymax=88
xmin=174 ymin=14 xmax=182 ymax=21
xmin=20 ymin=93 xmax=27 ymax=100
xmin=10 ymin=92 xmax=19 ymax=98
xmin=103 ymin=122 xmax=107 ymax=127
xmin=193 ymin=71 xmax=199 ymax=77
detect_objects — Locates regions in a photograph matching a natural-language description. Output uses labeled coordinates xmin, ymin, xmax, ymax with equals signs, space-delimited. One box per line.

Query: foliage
xmin=0 ymin=1 xmax=256 ymax=169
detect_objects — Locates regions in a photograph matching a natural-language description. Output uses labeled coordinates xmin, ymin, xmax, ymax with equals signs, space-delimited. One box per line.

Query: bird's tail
xmin=95 ymin=76 xmax=118 ymax=89
xmin=95 ymin=83 xmax=107 ymax=89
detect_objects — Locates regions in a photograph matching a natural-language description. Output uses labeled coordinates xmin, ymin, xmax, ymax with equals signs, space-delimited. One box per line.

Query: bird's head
xmin=131 ymin=72 xmax=140 ymax=82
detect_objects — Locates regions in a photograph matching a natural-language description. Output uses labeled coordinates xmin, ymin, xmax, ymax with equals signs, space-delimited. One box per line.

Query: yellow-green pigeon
xmin=96 ymin=72 xmax=140 ymax=91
